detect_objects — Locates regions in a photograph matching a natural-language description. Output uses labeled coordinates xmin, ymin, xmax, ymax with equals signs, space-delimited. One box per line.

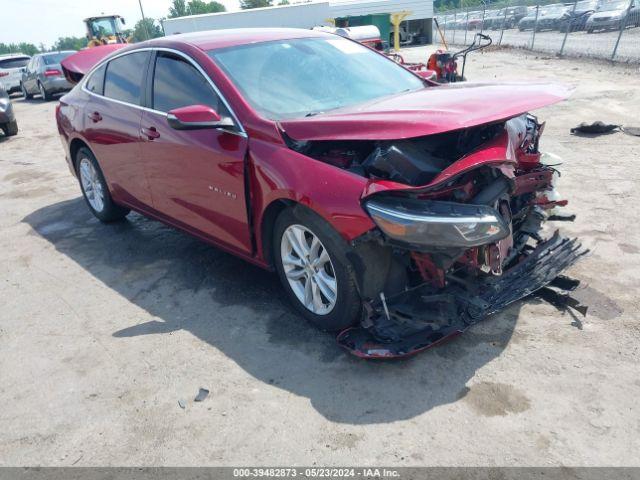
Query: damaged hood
xmin=61 ymin=44 xmax=127 ymax=84
xmin=279 ymin=82 xmax=571 ymax=141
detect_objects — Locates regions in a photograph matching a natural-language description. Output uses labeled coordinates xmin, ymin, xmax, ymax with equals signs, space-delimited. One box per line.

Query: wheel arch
xmin=69 ymin=137 xmax=92 ymax=173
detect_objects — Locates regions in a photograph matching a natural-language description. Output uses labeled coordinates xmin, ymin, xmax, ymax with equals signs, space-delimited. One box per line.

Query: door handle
xmin=141 ymin=126 xmax=160 ymax=140
xmin=87 ymin=111 xmax=102 ymax=123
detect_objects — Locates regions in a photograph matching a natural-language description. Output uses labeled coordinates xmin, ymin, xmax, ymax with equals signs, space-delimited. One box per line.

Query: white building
xmin=162 ymin=0 xmax=434 ymax=44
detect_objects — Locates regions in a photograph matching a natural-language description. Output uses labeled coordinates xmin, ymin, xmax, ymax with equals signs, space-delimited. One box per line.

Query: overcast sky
xmin=2 ymin=0 xmax=242 ymax=47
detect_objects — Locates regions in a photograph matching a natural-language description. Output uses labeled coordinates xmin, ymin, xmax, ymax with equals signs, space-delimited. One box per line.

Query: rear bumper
xmin=588 ymin=18 xmax=623 ymax=28
xmin=338 ymin=232 xmax=587 ymax=358
xmin=42 ymin=76 xmax=73 ymax=93
xmin=1 ymin=79 xmax=21 ymax=94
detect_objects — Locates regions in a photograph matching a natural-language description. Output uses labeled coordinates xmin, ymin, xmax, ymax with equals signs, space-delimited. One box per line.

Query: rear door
xmin=83 ymin=50 xmax=153 ymax=208
xmin=139 ymin=49 xmax=251 ymax=254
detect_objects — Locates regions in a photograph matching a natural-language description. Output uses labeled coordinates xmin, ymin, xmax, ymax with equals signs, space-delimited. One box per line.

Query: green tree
xmin=240 ymin=0 xmax=272 ymax=9
xmin=169 ymin=0 xmax=226 ymax=17
xmin=52 ymin=36 xmax=88 ymax=51
xmin=132 ymin=18 xmax=164 ymax=42
xmin=169 ymin=0 xmax=189 ymax=18
xmin=278 ymin=0 xmax=290 ymax=4
xmin=0 ymin=42 xmax=40 ymax=56
xmin=188 ymin=0 xmax=226 ymax=14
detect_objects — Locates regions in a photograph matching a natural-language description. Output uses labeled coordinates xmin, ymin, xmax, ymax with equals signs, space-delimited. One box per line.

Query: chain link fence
xmin=434 ymin=0 xmax=640 ymax=62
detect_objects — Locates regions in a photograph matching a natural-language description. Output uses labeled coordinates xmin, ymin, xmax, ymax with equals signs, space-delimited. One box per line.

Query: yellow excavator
xmin=84 ymin=15 xmax=131 ymax=47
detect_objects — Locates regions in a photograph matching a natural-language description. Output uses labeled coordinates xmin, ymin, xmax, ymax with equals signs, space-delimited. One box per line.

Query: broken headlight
xmin=364 ymin=197 xmax=510 ymax=248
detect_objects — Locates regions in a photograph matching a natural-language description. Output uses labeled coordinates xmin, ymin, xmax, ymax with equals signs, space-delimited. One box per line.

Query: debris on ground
xmin=178 ymin=399 xmax=186 ymax=409
xmin=570 ymin=121 xmax=619 ymax=135
xmin=194 ymin=388 xmax=209 ymax=402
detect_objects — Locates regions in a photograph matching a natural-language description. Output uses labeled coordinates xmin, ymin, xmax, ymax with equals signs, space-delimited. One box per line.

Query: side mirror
xmin=121 ymin=17 xmax=126 ymax=25
xmin=167 ymin=104 xmax=234 ymax=130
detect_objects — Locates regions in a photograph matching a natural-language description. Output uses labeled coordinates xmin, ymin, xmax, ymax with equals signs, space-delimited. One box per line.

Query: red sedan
xmin=56 ymin=29 xmax=584 ymax=358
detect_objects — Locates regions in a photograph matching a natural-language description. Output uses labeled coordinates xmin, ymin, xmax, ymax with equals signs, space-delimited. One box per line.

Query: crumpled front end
xmin=283 ymin=111 xmax=585 ymax=358
xmin=333 ymin=113 xmax=586 ymax=358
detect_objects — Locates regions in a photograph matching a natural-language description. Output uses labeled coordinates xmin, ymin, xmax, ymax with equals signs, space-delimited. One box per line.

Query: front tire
xmin=1 ymin=120 xmax=18 ymax=136
xmin=21 ymin=83 xmax=33 ymax=100
xmin=76 ymin=147 xmax=130 ymax=223
xmin=273 ymin=206 xmax=361 ymax=331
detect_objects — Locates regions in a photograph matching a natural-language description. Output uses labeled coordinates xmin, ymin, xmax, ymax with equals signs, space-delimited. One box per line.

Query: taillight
xmin=44 ymin=69 xmax=62 ymax=77
xmin=0 ymin=72 xmax=8 ymax=77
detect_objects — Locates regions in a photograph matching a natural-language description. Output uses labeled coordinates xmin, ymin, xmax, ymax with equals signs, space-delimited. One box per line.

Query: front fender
xmin=248 ymin=138 xmax=376 ymax=262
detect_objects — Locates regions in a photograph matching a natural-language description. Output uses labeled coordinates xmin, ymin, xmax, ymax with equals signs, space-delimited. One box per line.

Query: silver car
xmin=20 ymin=51 xmax=75 ymax=101
xmin=0 ymin=83 xmax=18 ymax=137
xmin=0 ymin=54 xmax=31 ymax=95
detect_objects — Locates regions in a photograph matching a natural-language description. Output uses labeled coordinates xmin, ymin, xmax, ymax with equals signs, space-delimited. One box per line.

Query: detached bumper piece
xmin=337 ymin=232 xmax=587 ymax=359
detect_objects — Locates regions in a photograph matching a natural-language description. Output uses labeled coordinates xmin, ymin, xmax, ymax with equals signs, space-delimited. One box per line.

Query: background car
xmin=21 ymin=51 xmax=76 ymax=101
xmin=535 ymin=4 xmax=570 ymax=31
xmin=586 ymin=0 xmax=639 ymax=32
xmin=0 ymin=83 xmax=18 ymax=136
xmin=559 ymin=0 xmax=598 ymax=31
xmin=502 ymin=5 xmax=529 ymax=28
xmin=0 ymin=53 xmax=31 ymax=95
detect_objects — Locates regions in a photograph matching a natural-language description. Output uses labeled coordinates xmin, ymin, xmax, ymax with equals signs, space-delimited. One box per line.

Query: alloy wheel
xmin=280 ymin=224 xmax=338 ymax=315
xmin=79 ymin=157 xmax=105 ymax=213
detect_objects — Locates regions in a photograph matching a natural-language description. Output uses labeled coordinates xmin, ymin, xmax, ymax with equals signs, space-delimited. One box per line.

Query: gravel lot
xmin=440 ymin=24 xmax=640 ymax=62
xmin=1 ymin=48 xmax=640 ymax=466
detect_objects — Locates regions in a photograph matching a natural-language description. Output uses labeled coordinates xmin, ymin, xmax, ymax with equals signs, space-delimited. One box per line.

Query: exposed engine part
xmin=471 ymin=176 xmax=511 ymax=205
xmin=361 ymin=142 xmax=449 ymax=186
xmin=281 ymin=122 xmax=505 ymax=187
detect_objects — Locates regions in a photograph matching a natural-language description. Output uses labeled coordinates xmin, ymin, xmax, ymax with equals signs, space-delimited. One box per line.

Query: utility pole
xmin=138 ymin=0 xmax=150 ymax=40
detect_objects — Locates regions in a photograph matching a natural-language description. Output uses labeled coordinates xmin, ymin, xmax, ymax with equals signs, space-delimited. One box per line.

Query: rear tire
xmin=273 ymin=206 xmax=361 ymax=332
xmin=38 ymin=82 xmax=52 ymax=101
xmin=21 ymin=83 xmax=33 ymax=100
xmin=75 ymin=147 xmax=130 ymax=223
xmin=1 ymin=120 xmax=18 ymax=136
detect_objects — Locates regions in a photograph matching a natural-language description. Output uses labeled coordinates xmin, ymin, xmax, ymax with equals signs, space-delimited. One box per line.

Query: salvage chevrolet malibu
xmin=56 ymin=29 xmax=585 ymax=358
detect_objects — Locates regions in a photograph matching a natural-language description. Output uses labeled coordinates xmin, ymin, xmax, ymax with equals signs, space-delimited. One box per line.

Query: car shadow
xmin=23 ymin=198 xmax=523 ymax=425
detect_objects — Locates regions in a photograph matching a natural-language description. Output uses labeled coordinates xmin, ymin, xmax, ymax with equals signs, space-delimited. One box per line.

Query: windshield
xmin=43 ymin=52 xmax=74 ymax=65
xmin=544 ymin=5 xmax=566 ymax=13
xmin=598 ymin=0 xmax=629 ymax=10
xmin=576 ymin=0 xmax=597 ymax=9
xmin=89 ymin=18 xmax=119 ymax=38
xmin=209 ymin=37 xmax=424 ymax=120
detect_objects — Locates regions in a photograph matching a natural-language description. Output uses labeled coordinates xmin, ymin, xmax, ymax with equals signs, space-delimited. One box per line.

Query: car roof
xmin=39 ymin=51 xmax=76 ymax=57
xmin=0 ymin=53 xmax=31 ymax=59
xmin=151 ymin=28 xmax=330 ymax=51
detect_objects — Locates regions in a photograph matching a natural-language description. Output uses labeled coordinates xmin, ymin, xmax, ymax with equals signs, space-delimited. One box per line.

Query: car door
xmin=24 ymin=57 xmax=37 ymax=93
xmin=139 ymin=49 xmax=251 ymax=254
xmin=83 ymin=50 xmax=154 ymax=209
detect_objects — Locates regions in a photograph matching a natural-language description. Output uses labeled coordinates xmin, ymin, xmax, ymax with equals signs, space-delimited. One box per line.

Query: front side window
xmin=152 ymin=52 xmax=222 ymax=113
xmin=209 ymin=37 xmax=425 ymax=120
xmin=86 ymin=63 xmax=107 ymax=95
xmin=104 ymin=51 xmax=149 ymax=106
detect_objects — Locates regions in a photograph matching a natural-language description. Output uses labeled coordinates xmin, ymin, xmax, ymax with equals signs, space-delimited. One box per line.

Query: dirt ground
xmin=1 ymin=47 xmax=639 ymax=467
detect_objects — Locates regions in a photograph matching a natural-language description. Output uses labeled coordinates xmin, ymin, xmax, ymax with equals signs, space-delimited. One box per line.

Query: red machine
xmin=427 ymin=33 xmax=492 ymax=82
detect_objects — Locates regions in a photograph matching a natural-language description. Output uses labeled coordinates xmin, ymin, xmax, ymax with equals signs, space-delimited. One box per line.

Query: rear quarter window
xmin=85 ymin=63 xmax=107 ymax=95
xmin=103 ymin=51 xmax=150 ymax=106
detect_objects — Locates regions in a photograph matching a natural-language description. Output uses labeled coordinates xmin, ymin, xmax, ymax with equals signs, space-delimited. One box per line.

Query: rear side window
xmin=86 ymin=63 xmax=107 ymax=95
xmin=0 ymin=57 xmax=30 ymax=69
xmin=152 ymin=52 xmax=222 ymax=113
xmin=104 ymin=51 xmax=149 ymax=105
